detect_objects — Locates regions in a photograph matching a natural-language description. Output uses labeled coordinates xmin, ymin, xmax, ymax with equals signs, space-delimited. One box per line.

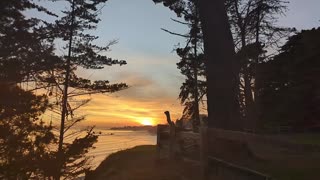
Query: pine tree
xmin=1 ymin=0 xmax=128 ymax=178
xmin=257 ymin=28 xmax=320 ymax=131
xmin=42 ymin=0 xmax=128 ymax=178
xmin=155 ymin=0 xmax=239 ymax=129
xmin=0 ymin=0 xmax=57 ymax=178
xmin=226 ymin=0 xmax=292 ymax=131
xmin=157 ymin=1 xmax=206 ymax=131
xmin=0 ymin=85 xmax=55 ymax=179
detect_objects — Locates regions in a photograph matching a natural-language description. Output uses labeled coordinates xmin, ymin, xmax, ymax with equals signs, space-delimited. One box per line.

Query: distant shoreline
xmin=109 ymin=125 xmax=157 ymax=135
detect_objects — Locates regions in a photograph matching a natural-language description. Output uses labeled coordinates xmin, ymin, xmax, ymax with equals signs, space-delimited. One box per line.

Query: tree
xmin=44 ymin=0 xmax=128 ymax=179
xmin=198 ymin=0 xmax=239 ymax=130
xmin=155 ymin=0 xmax=239 ymax=129
xmin=0 ymin=85 xmax=55 ymax=179
xmin=177 ymin=42 xmax=206 ymax=131
xmin=158 ymin=1 xmax=206 ymax=131
xmin=0 ymin=0 xmax=59 ymax=83
xmin=1 ymin=0 xmax=128 ymax=178
xmin=256 ymin=28 xmax=320 ymax=131
xmin=0 ymin=0 xmax=58 ymax=178
xmin=226 ymin=0 xmax=292 ymax=131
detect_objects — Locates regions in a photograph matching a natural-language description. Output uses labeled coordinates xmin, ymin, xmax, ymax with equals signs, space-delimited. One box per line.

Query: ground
xmin=85 ymin=145 xmax=201 ymax=180
xmin=86 ymin=133 xmax=320 ymax=180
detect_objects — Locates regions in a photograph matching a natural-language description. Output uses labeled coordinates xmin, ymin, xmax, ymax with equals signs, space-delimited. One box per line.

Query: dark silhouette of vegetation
xmin=197 ymin=0 xmax=239 ymax=130
xmin=2 ymin=0 xmax=320 ymax=179
xmin=1 ymin=0 xmax=127 ymax=179
xmin=49 ymin=0 xmax=127 ymax=178
xmin=155 ymin=0 xmax=295 ymax=131
xmin=157 ymin=1 xmax=206 ymax=132
xmin=227 ymin=0 xmax=293 ymax=131
xmin=257 ymin=28 xmax=320 ymax=132
xmin=155 ymin=0 xmax=240 ymax=130
xmin=0 ymin=85 xmax=56 ymax=179
xmin=0 ymin=1 xmax=57 ymax=178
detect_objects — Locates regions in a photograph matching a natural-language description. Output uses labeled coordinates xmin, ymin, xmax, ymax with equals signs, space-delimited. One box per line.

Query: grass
xmin=207 ymin=133 xmax=320 ymax=180
xmin=86 ymin=133 xmax=320 ymax=180
xmin=284 ymin=133 xmax=320 ymax=145
xmin=253 ymin=156 xmax=320 ymax=180
xmin=85 ymin=145 xmax=201 ymax=180
xmin=263 ymin=133 xmax=320 ymax=180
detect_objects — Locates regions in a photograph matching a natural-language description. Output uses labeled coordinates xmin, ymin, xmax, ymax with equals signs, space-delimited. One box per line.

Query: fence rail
xmin=156 ymin=125 xmax=273 ymax=180
xmin=157 ymin=121 xmax=320 ymax=180
xmin=207 ymin=156 xmax=272 ymax=180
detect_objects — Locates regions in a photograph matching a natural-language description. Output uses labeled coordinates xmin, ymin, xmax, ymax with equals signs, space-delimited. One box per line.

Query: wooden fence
xmin=206 ymin=156 xmax=271 ymax=180
xmin=156 ymin=124 xmax=200 ymax=161
xmin=157 ymin=124 xmax=320 ymax=180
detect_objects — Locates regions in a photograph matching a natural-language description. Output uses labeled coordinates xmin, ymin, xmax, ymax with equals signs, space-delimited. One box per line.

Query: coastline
xmin=85 ymin=145 xmax=201 ymax=180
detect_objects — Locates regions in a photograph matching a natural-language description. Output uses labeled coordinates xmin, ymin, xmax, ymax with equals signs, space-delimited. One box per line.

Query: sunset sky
xmin=35 ymin=0 xmax=320 ymax=127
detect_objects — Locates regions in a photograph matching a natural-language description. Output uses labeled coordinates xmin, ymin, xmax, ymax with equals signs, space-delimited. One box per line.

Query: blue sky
xmin=278 ymin=0 xmax=320 ymax=29
xmin=30 ymin=0 xmax=320 ymax=126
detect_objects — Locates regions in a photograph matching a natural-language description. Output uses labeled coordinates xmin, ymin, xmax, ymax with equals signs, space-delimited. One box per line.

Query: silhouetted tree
xmin=198 ymin=0 xmax=239 ymax=130
xmin=0 ymin=0 xmax=59 ymax=83
xmin=45 ymin=0 xmax=128 ymax=179
xmin=1 ymin=0 xmax=128 ymax=178
xmin=227 ymin=0 xmax=292 ymax=131
xmin=155 ymin=0 xmax=239 ymax=130
xmin=159 ymin=1 xmax=206 ymax=131
xmin=256 ymin=28 xmax=320 ymax=131
xmin=0 ymin=85 xmax=55 ymax=179
xmin=0 ymin=0 xmax=57 ymax=178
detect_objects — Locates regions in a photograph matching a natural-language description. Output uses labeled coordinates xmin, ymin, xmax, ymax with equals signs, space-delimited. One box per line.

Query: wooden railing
xmin=157 ymin=125 xmax=273 ymax=180
xmin=157 ymin=121 xmax=320 ymax=180
xmin=207 ymin=156 xmax=272 ymax=180
xmin=156 ymin=124 xmax=201 ymax=161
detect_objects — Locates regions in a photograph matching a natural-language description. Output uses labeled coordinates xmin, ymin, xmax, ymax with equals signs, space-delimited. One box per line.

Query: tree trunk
xmin=243 ymin=69 xmax=256 ymax=131
xmin=250 ymin=0 xmax=263 ymax=131
xmin=192 ymin=54 xmax=200 ymax=131
xmin=56 ymin=0 xmax=76 ymax=179
xmin=192 ymin=15 xmax=200 ymax=132
xmin=198 ymin=0 xmax=239 ymax=130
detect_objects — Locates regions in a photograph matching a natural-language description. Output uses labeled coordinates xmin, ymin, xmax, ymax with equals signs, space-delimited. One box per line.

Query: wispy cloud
xmin=78 ymin=93 xmax=183 ymax=127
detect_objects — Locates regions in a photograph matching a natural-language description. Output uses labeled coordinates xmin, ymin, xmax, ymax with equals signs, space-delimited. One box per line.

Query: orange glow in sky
xmin=70 ymin=93 xmax=184 ymax=128
xmin=137 ymin=117 xmax=155 ymax=126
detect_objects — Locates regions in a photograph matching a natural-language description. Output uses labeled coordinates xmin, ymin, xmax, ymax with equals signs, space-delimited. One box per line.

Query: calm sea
xmin=86 ymin=129 xmax=156 ymax=169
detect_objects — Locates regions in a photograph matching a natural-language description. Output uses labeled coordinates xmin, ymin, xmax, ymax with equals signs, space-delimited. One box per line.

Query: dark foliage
xmin=0 ymin=84 xmax=56 ymax=179
xmin=156 ymin=0 xmax=206 ymax=131
xmin=0 ymin=0 xmax=58 ymax=178
xmin=257 ymin=28 xmax=320 ymax=131
xmin=47 ymin=0 xmax=128 ymax=179
xmin=1 ymin=0 xmax=128 ymax=179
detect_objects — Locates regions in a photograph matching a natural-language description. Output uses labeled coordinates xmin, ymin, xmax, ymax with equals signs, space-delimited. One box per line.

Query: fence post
xmin=200 ymin=127 xmax=208 ymax=180
xmin=169 ymin=124 xmax=176 ymax=159
xmin=156 ymin=125 xmax=162 ymax=160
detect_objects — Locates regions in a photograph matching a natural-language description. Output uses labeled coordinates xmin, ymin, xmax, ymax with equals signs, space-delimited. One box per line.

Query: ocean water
xmin=86 ymin=130 xmax=156 ymax=169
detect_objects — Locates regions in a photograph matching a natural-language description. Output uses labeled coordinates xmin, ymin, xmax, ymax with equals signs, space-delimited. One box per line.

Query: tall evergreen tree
xmin=154 ymin=0 xmax=239 ymax=130
xmin=159 ymin=1 xmax=206 ymax=131
xmin=1 ymin=0 xmax=128 ymax=178
xmin=257 ymin=28 xmax=320 ymax=131
xmin=0 ymin=85 xmax=55 ymax=179
xmin=0 ymin=0 xmax=58 ymax=178
xmin=227 ymin=0 xmax=292 ymax=131
xmin=44 ymin=0 xmax=128 ymax=178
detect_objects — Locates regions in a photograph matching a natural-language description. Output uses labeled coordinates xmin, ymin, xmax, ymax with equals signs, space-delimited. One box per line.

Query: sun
xmin=138 ymin=117 xmax=154 ymax=126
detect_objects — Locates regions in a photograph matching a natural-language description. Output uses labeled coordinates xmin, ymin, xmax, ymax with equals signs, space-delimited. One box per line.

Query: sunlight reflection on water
xmin=86 ymin=129 xmax=156 ymax=169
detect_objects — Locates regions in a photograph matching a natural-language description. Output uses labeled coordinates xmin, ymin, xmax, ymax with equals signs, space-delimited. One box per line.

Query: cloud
xmin=68 ymin=51 xmax=185 ymax=127
xmin=77 ymin=92 xmax=183 ymax=127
